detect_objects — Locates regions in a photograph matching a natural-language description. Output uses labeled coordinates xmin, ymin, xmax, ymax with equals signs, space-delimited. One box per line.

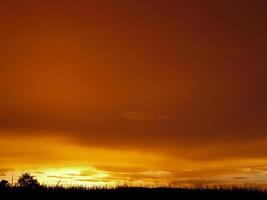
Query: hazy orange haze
xmin=0 ymin=0 xmax=267 ymax=187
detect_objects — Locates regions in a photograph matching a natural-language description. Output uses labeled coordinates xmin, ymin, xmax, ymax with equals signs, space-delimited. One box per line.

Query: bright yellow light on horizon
xmin=0 ymin=132 xmax=171 ymax=187
xmin=1 ymin=132 xmax=267 ymax=188
xmin=34 ymin=167 xmax=112 ymax=187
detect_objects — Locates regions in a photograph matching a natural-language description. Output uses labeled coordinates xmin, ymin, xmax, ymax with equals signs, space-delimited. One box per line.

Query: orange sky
xmin=0 ymin=0 xmax=267 ymax=187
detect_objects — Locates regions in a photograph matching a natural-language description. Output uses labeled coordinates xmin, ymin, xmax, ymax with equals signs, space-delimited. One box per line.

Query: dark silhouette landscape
xmin=1 ymin=173 xmax=267 ymax=199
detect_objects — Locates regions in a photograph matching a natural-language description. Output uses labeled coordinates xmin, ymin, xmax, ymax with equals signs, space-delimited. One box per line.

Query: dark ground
xmin=1 ymin=187 xmax=267 ymax=199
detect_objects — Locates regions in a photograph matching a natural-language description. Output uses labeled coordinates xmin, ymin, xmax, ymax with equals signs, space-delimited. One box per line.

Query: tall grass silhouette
xmin=0 ymin=173 xmax=266 ymax=199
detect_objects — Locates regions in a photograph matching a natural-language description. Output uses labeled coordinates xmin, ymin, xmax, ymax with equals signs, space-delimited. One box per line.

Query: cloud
xmin=0 ymin=0 xmax=267 ymax=187
xmin=140 ymin=170 xmax=171 ymax=178
xmin=0 ymin=168 xmax=13 ymax=177
xmin=93 ymin=165 xmax=145 ymax=174
xmin=121 ymin=112 xmax=171 ymax=121
xmin=74 ymin=179 xmax=111 ymax=183
xmin=47 ymin=176 xmax=65 ymax=179
xmin=33 ymin=171 xmax=45 ymax=175
xmin=0 ymin=168 xmax=11 ymax=176
xmin=93 ymin=165 xmax=173 ymax=182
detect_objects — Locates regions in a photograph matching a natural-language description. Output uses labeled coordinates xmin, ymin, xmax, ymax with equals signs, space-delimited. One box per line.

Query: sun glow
xmin=0 ymin=133 xmax=170 ymax=187
xmin=1 ymin=132 xmax=267 ymax=188
xmin=34 ymin=167 xmax=111 ymax=187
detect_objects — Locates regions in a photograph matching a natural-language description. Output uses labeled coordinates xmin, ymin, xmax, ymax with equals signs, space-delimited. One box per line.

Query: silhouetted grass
xmin=0 ymin=185 xmax=267 ymax=199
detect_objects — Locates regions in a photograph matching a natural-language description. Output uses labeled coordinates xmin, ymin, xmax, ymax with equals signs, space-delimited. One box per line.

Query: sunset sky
xmin=0 ymin=0 xmax=267 ymax=187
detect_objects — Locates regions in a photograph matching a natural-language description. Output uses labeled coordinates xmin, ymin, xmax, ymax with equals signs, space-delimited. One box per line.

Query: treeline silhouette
xmin=1 ymin=173 xmax=267 ymax=199
xmin=1 ymin=173 xmax=40 ymax=188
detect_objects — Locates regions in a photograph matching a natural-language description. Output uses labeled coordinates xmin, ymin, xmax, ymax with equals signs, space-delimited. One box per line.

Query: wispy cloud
xmin=93 ymin=165 xmax=145 ymax=174
xmin=0 ymin=168 xmax=12 ymax=177
xmin=74 ymin=178 xmax=111 ymax=183
xmin=140 ymin=170 xmax=171 ymax=178
xmin=121 ymin=112 xmax=171 ymax=121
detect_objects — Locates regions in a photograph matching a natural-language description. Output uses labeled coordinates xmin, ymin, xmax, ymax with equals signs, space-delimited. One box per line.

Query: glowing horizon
xmin=1 ymin=134 xmax=267 ymax=188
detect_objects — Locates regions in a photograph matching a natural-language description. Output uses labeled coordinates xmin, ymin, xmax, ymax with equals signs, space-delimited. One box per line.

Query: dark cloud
xmin=0 ymin=0 xmax=267 ymax=163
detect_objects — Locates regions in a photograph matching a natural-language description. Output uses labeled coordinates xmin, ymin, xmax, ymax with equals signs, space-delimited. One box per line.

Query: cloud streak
xmin=121 ymin=112 xmax=171 ymax=121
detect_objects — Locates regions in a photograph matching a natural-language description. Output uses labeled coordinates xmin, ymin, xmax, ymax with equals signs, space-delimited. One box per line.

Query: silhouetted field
xmin=1 ymin=174 xmax=266 ymax=199
xmin=1 ymin=186 xmax=267 ymax=199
